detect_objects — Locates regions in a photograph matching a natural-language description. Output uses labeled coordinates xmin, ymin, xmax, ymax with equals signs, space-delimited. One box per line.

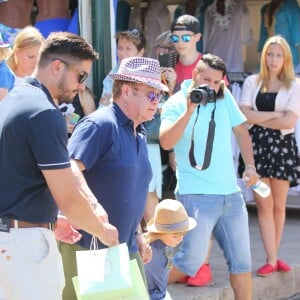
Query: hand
xmin=243 ymin=165 xmax=259 ymax=188
xmin=161 ymin=67 xmax=177 ymax=93
xmin=65 ymin=118 xmax=75 ymax=135
xmin=54 ymin=215 xmax=82 ymax=244
xmin=186 ymin=92 xmax=200 ymax=115
xmin=136 ymin=234 xmax=152 ymax=264
xmin=97 ymin=222 xmax=119 ymax=247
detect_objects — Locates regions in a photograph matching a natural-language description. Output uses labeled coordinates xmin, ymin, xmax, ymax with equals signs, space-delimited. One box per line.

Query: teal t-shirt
xmin=161 ymin=79 xmax=246 ymax=195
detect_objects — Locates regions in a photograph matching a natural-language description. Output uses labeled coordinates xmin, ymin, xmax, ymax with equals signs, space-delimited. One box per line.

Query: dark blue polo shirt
xmin=68 ymin=104 xmax=152 ymax=253
xmin=0 ymin=77 xmax=70 ymax=223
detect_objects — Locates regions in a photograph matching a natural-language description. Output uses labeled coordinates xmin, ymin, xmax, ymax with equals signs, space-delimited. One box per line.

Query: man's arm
xmin=160 ymin=95 xmax=199 ymax=150
xmin=233 ymin=123 xmax=259 ymax=187
xmin=42 ymin=161 xmax=119 ymax=246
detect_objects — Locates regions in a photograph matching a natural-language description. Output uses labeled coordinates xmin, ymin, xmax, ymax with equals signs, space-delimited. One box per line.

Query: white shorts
xmin=0 ymin=228 xmax=65 ymax=300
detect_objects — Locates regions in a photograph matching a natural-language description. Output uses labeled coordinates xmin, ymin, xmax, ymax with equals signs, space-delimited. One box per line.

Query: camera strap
xmin=189 ymin=103 xmax=216 ymax=171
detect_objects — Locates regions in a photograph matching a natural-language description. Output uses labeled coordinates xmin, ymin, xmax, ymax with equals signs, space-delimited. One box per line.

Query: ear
xmin=51 ymin=59 xmax=63 ymax=77
xmin=195 ymin=33 xmax=202 ymax=42
xmin=121 ymin=83 xmax=130 ymax=98
xmin=191 ymin=68 xmax=198 ymax=81
xmin=139 ymin=48 xmax=145 ymax=57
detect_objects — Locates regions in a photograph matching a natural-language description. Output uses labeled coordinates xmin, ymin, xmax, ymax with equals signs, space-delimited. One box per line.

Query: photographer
xmin=160 ymin=54 xmax=258 ymax=300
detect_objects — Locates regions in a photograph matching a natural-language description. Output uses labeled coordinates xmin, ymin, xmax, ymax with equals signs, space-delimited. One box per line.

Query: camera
xmin=190 ymin=84 xmax=216 ymax=105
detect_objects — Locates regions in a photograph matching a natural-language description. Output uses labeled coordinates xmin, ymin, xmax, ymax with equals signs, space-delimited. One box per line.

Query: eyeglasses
xmin=131 ymin=85 xmax=162 ymax=103
xmin=156 ymin=45 xmax=174 ymax=52
xmin=54 ymin=58 xmax=89 ymax=84
xmin=170 ymin=34 xmax=194 ymax=43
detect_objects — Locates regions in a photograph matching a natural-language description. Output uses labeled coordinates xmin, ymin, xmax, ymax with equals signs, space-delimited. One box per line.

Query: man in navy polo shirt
xmin=56 ymin=56 xmax=168 ymax=300
xmin=0 ymin=32 xmax=118 ymax=300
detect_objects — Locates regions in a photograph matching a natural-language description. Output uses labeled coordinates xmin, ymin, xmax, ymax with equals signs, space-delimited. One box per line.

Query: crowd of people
xmin=1 ymin=1 xmax=300 ymax=300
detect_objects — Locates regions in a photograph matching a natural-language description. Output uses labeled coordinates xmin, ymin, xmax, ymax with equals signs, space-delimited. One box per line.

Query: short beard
xmin=56 ymin=75 xmax=78 ymax=105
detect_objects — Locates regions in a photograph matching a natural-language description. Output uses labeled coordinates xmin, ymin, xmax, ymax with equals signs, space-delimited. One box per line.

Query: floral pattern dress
xmin=239 ymin=92 xmax=300 ymax=186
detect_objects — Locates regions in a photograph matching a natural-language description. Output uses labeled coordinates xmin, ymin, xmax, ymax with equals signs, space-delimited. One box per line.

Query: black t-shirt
xmin=0 ymin=77 xmax=70 ymax=223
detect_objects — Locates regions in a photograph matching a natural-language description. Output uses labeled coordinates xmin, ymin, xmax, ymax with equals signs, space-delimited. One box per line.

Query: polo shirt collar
xmin=24 ymin=76 xmax=57 ymax=107
xmin=111 ymin=103 xmax=146 ymax=135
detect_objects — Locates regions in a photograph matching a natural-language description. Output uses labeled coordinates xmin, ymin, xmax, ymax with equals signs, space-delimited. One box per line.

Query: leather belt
xmin=10 ymin=219 xmax=56 ymax=230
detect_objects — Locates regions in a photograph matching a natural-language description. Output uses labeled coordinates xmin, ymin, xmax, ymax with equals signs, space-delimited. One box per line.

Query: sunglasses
xmin=170 ymin=34 xmax=194 ymax=43
xmin=131 ymin=85 xmax=162 ymax=103
xmin=54 ymin=58 xmax=89 ymax=84
xmin=128 ymin=28 xmax=141 ymax=37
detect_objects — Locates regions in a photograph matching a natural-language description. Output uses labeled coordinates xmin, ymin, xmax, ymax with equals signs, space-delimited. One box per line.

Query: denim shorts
xmin=173 ymin=192 xmax=252 ymax=275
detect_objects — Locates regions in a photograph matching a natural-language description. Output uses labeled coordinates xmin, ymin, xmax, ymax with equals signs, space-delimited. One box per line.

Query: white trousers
xmin=0 ymin=228 xmax=65 ymax=300
xmin=147 ymin=143 xmax=162 ymax=199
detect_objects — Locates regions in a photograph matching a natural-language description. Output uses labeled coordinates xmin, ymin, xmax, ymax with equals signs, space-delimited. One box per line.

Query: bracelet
xmin=246 ymin=164 xmax=256 ymax=170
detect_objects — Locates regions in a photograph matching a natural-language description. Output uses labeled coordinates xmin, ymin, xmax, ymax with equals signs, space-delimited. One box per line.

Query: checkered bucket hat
xmin=110 ymin=56 xmax=168 ymax=91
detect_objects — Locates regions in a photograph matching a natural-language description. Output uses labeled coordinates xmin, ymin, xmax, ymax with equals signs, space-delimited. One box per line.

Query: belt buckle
xmin=0 ymin=217 xmax=10 ymax=232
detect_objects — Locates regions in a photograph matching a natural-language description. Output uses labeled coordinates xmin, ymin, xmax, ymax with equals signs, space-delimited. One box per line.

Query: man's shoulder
xmin=14 ymin=82 xmax=46 ymax=100
xmin=88 ymin=105 xmax=119 ymax=125
xmin=71 ymin=107 xmax=118 ymax=141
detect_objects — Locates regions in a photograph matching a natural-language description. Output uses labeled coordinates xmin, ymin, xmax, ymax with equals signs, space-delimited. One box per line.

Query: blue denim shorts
xmin=173 ymin=192 xmax=252 ymax=275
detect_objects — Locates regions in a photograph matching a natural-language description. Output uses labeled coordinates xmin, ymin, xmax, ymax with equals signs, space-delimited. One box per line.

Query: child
xmin=144 ymin=199 xmax=196 ymax=300
xmin=0 ymin=33 xmax=14 ymax=101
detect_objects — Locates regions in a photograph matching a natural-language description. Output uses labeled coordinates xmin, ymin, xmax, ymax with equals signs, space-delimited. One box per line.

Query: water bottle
xmin=251 ymin=180 xmax=271 ymax=198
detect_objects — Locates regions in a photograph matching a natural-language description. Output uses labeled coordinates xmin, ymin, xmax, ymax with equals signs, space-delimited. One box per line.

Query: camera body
xmin=190 ymin=84 xmax=216 ymax=105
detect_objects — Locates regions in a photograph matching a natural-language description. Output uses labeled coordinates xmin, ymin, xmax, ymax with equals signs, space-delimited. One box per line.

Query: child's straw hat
xmin=147 ymin=199 xmax=196 ymax=233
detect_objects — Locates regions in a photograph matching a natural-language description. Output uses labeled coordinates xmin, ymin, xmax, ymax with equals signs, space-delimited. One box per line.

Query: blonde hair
xmin=7 ymin=26 xmax=44 ymax=72
xmin=259 ymin=35 xmax=294 ymax=90
xmin=0 ymin=47 xmax=10 ymax=61
xmin=144 ymin=231 xmax=187 ymax=244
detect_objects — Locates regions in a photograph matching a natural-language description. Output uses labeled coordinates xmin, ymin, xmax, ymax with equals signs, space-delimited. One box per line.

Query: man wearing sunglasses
xmin=57 ymin=56 xmax=168 ymax=300
xmin=170 ymin=14 xmax=203 ymax=93
xmin=0 ymin=32 xmax=119 ymax=300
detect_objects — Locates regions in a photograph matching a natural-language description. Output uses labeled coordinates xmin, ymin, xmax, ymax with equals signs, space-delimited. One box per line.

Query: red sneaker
xmin=176 ymin=275 xmax=188 ymax=283
xmin=256 ymin=263 xmax=277 ymax=277
xmin=186 ymin=264 xmax=212 ymax=286
xmin=277 ymin=260 xmax=291 ymax=273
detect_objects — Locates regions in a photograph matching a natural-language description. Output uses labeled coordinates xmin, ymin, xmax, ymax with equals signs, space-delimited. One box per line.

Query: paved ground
xmin=167 ymin=196 xmax=300 ymax=300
